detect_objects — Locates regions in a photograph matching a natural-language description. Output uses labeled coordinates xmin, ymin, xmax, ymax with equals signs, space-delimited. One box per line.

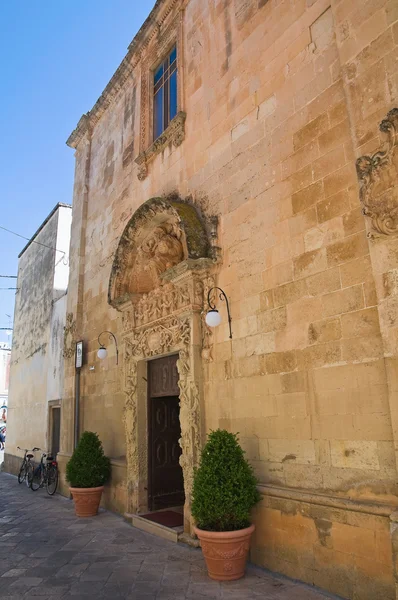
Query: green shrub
xmin=66 ymin=431 xmax=111 ymax=488
xmin=191 ymin=429 xmax=261 ymax=532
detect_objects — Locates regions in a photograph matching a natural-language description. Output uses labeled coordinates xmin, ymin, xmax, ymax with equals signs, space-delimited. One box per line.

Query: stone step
xmin=124 ymin=512 xmax=183 ymax=543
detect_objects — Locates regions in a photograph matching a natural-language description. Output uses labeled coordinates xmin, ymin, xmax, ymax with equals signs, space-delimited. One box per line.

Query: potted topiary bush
xmin=66 ymin=431 xmax=111 ymax=517
xmin=192 ymin=429 xmax=261 ymax=581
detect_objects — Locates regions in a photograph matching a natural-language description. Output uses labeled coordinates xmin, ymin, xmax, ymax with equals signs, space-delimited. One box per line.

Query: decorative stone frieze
xmin=356 ymin=108 xmax=398 ymax=237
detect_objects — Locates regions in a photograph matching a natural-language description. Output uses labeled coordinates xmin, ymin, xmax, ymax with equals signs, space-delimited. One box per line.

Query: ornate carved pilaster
xmin=356 ymin=108 xmax=398 ymax=237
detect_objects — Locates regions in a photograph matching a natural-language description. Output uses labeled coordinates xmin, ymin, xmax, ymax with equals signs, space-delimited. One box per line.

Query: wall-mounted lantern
xmin=205 ymin=287 xmax=232 ymax=339
xmin=97 ymin=331 xmax=119 ymax=365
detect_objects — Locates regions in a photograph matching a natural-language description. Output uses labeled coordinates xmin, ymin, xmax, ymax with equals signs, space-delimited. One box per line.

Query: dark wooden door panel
xmin=149 ymin=355 xmax=179 ymax=397
xmin=51 ymin=407 xmax=61 ymax=457
xmin=148 ymin=355 xmax=185 ymax=511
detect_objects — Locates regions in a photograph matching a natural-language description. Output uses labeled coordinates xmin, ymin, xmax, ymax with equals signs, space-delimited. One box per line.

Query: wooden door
xmin=51 ymin=407 xmax=61 ymax=457
xmin=148 ymin=355 xmax=185 ymax=511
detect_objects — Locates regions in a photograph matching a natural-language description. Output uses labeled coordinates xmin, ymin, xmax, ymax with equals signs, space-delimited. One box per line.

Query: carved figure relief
xmin=138 ymin=224 xmax=183 ymax=287
xmin=356 ymin=108 xmax=398 ymax=237
xmin=63 ymin=312 xmax=76 ymax=359
xmin=135 ymin=282 xmax=191 ymax=326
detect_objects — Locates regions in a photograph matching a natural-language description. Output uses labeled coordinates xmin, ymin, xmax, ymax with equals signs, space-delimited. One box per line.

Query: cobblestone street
xmin=0 ymin=472 xmax=336 ymax=599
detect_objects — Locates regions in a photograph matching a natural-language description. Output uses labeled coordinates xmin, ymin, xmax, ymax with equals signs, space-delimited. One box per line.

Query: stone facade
xmin=59 ymin=1 xmax=398 ymax=598
xmin=4 ymin=204 xmax=72 ymax=474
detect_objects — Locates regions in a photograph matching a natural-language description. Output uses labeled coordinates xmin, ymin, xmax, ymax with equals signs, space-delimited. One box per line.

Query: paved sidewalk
xmin=0 ymin=472 xmax=335 ymax=599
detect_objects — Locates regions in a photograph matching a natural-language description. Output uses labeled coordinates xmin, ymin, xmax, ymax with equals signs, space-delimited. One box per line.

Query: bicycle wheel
xmin=31 ymin=465 xmax=44 ymax=491
xmin=25 ymin=462 xmax=34 ymax=488
xmin=46 ymin=465 xmax=58 ymax=496
xmin=18 ymin=461 xmax=26 ymax=484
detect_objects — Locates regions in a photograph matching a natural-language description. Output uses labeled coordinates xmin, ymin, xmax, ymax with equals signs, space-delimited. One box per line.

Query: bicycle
xmin=17 ymin=447 xmax=40 ymax=487
xmin=30 ymin=452 xmax=58 ymax=495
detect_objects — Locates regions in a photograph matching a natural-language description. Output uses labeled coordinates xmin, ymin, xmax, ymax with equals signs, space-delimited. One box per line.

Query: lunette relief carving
xmin=138 ymin=223 xmax=184 ymax=287
xmin=356 ymin=108 xmax=398 ymax=237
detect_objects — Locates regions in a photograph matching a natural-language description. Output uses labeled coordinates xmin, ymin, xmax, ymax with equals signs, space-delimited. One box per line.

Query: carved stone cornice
xmin=356 ymin=108 xmax=398 ymax=237
xmin=134 ymin=111 xmax=186 ymax=180
xmin=66 ymin=0 xmax=183 ymax=149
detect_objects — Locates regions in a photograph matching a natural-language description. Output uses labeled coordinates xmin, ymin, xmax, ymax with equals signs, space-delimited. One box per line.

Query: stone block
xmin=268 ymin=439 xmax=316 ymax=465
xmin=281 ymin=371 xmax=306 ymax=393
xmin=276 ymin=392 xmax=308 ymax=418
xmin=318 ymin=119 xmax=350 ymax=154
xmin=232 ymin=355 xmax=262 ymax=378
xmin=312 ymin=146 xmax=346 ymax=182
xmin=339 ymin=255 xmax=373 ymax=287
xmin=263 ymin=350 xmax=297 ymax=374
xmin=342 ymin=335 xmax=384 ymax=362
xmin=293 ymin=113 xmax=329 ymax=151
xmin=257 ymin=306 xmax=287 ymax=332
xmin=292 ymin=180 xmax=324 ymax=214
xmin=326 ymin=231 xmax=369 ymax=267
xmin=352 ymin=413 xmax=393 ymax=442
xmin=306 ymin=267 xmax=341 ymax=296
xmin=300 ymin=340 xmax=341 ymax=369
xmin=330 ymin=440 xmax=380 ymax=470
xmin=321 ymin=285 xmax=364 ymax=317
xmin=246 ymin=332 xmax=275 ymax=356
xmin=329 ymin=99 xmax=348 ymax=127
xmin=340 ymin=306 xmax=380 ymax=338
xmin=273 ymin=279 xmax=307 ymax=307
xmin=304 ymin=218 xmax=345 ymax=251
xmin=258 ymin=94 xmax=276 ymax=119
xmin=308 ymin=317 xmax=342 ymax=345
xmin=324 ymin=163 xmax=357 ymax=197
xmin=294 ymin=248 xmax=327 ymax=279
xmin=287 ymin=296 xmax=323 ymax=325
xmin=289 ymin=164 xmax=313 ymax=193
xmin=316 ymin=189 xmax=349 ymax=223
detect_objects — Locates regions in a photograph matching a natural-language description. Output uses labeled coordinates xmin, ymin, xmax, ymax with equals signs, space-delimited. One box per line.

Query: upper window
xmin=153 ymin=46 xmax=177 ymax=140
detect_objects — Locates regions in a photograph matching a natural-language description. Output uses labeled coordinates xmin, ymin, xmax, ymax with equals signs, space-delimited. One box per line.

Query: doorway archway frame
xmin=109 ymin=197 xmax=218 ymax=534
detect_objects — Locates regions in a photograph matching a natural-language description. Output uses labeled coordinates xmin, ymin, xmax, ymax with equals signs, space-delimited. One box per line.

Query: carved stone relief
xmin=63 ymin=312 xmax=76 ymax=359
xmin=108 ymin=197 xmax=212 ymax=309
xmin=201 ymin=275 xmax=216 ymax=363
xmin=109 ymin=196 xmax=218 ymax=529
xmin=123 ymin=314 xmax=202 ymax=516
xmin=137 ymin=223 xmax=184 ymax=288
xmin=356 ymin=108 xmax=398 ymax=237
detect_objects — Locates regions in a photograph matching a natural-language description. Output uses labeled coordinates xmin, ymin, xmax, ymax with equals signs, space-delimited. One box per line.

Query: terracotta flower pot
xmin=194 ymin=524 xmax=255 ymax=581
xmin=69 ymin=486 xmax=104 ymax=517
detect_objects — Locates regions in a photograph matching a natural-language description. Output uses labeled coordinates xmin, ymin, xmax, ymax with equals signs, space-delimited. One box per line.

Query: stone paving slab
xmin=0 ymin=472 xmax=338 ymax=599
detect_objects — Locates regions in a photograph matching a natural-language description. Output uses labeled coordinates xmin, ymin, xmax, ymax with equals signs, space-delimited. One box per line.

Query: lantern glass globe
xmin=205 ymin=309 xmax=222 ymax=327
xmin=97 ymin=347 xmax=108 ymax=360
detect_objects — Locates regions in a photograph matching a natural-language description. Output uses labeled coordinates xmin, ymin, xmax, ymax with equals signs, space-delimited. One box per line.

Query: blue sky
xmin=0 ymin=1 xmax=155 ymax=343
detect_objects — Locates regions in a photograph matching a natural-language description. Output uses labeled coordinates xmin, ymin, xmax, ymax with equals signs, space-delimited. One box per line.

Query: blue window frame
xmin=153 ymin=46 xmax=177 ymax=140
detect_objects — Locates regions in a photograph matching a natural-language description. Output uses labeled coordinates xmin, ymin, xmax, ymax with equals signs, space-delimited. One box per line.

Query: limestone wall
xmin=4 ymin=205 xmax=71 ymax=474
xmin=60 ymin=0 xmax=398 ymax=597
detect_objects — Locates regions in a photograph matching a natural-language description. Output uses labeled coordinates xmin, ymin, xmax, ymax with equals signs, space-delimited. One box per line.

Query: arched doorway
xmin=108 ymin=196 xmax=217 ymax=533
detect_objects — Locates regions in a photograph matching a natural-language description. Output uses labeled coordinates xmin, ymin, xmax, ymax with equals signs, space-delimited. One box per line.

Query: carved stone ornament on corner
xmin=356 ymin=108 xmax=398 ymax=237
xmin=134 ymin=111 xmax=186 ymax=181
xmin=63 ymin=312 xmax=76 ymax=359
